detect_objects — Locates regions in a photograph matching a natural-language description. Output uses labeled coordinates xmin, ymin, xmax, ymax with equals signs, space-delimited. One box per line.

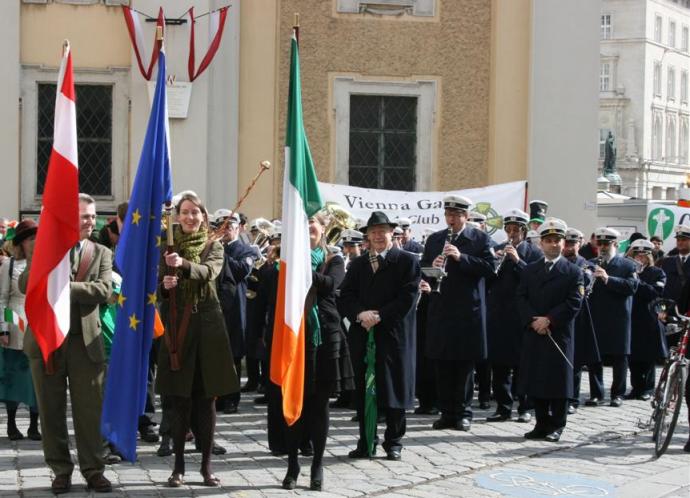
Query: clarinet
xmin=431 ymin=227 xmax=453 ymax=293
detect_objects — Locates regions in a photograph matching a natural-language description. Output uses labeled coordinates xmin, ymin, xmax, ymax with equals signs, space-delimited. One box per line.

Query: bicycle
xmin=647 ymin=298 xmax=689 ymax=458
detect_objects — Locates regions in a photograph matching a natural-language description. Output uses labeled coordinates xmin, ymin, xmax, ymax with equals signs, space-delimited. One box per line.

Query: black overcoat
xmin=659 ymin=255 xmax=690 ymax=302
xmin=631 ymin=265 xmax=669 ymax=361
xmin=338 ymin=247 xmax=421 ymax=409
xmin=421 ymin=226 xmax=496 ymax=361
xmin=587 ymin=255 xmax=638 ymax=355
xmin=568 ymin=255 xmax=601 ymax=367
xmin=517 ymin=257 xmax=583 ymax=399
xmin=486 ymin=240 xmax=543 ymax=365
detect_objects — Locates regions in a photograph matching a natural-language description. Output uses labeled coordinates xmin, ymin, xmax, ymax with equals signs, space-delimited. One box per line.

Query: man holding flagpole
xmin=20 ymin=43 xmax=113 ymax=495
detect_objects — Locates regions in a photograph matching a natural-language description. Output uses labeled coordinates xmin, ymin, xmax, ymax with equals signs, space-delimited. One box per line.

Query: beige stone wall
xmin=273 ymin=0 xmax=492 ymax=213
xmin=21 ymin=3 xmax=130 ymax=68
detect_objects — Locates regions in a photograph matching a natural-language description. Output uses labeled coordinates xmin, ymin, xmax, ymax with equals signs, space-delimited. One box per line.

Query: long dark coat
xmin=338 ymin=247 xmax=421 ymax=410
xmin=568 ymin=255 xmax=601 ymax=367
xmin=156 ymin=240 xmax=239 ymax=398
xmin=659 ymin=254 xmax=690 ymax=302
xmin=631 ymin=265 xmax=668 ymax=361
xmin=486 ymin=240 xmax=543 ymax=365
xmin=421 ymin=226 xmax=496 ymax=361
xmin=517 ymin=257 xmax=584 ymax=399
xmin=587 ymin=255 xmax=638 ymax=356
xmin=217 ymin=239 xmax=255 ymax=359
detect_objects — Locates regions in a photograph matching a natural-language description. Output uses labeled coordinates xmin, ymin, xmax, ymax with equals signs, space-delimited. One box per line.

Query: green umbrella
xmin=364 ymin=326 xmax=377 ymax=457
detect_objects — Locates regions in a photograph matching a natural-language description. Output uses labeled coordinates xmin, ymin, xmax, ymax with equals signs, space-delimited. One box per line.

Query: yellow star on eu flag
xmin=117 ymin=293 xmax=127 ymax=308
xmin=132 ymin=209 xmax=142 ymax=226
xmin=129 ymin=313 xmax=140 ymax=330
xmin=147 ymin=292 xmax=157 ymax=306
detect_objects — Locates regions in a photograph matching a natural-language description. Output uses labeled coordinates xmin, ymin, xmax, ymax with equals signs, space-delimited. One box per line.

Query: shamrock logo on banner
xmin=647 ymin=207 xmax=675 ymax=240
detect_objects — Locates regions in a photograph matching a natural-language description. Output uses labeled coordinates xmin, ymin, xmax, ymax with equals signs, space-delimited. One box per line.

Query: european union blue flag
xmin=101 ymin=49 xmax=172 ymax=462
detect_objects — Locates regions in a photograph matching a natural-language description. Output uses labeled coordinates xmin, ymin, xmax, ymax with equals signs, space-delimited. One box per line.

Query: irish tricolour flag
xmin=25 ymin=42 xmax=80 ymax=363
xmin=4 ymin=309 xmax=26 ymax=333
xmin=270 ymin=29 xmax=323 ymax=425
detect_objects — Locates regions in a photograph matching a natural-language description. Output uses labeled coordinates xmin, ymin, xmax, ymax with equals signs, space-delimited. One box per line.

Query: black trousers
xmin=475 ymin=360 xmax=492 ymax=403
xmin=571 ymin=369 xmax=582 ymax=406
xmin=533 ymin=398 xmax=568 ymax=432
xmin=435 ymin=360 xmax=474 ymax=420
xmin=491 ymin=364 xmax=528 ymax=415
xmin=218 ymin=357 xmax=243 ymax=409
xmin=629 ymin=360 xmax=655 ymax=396
xmin=589 ymin=355 xmax=628 ymax=399
xmin=353 ymin=404 xmax=406 ymax=453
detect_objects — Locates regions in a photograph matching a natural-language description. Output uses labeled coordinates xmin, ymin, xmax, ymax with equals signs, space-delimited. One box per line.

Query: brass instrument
xmin=323 ymin=202 xmax=356 ymax=246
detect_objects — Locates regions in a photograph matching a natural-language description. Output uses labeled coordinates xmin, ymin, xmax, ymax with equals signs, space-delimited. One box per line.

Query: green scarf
xmin=307 ymin=246 xmax=325 ymax=347
xmin=174 ymin=224 xmax=209 ymax=304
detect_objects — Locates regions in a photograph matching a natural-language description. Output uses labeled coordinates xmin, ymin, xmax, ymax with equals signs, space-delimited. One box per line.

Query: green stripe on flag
xmin=4 ymin=307 xmax=12 ymax=323
xmin=286 ymin=34 xmax=323 ymax=217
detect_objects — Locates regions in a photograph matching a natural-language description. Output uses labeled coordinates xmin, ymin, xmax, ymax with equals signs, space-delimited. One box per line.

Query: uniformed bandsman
xmin=659 ymin=224 xmax=690 ymax=346
xmin=527 ymin=200 xmax=548 ymax=231
xmin=397 ymin=218 xmax=424 ymax=254
xmin=517 ymin=218 xmax=583 ymax=442
xmin=421 ymin=195 xmax=496 ymax=432
xmin=486 ymin=209 xmax=543 ymax=423
xmin=586 ymin=227 xmax=638 ymax=408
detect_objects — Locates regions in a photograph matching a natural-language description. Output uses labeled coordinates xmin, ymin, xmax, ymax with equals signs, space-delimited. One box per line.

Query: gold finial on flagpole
xmin=294 ymin=13 xmax=300 ymax=28
xmin=156 ymin=25 xmax=164 ymax=41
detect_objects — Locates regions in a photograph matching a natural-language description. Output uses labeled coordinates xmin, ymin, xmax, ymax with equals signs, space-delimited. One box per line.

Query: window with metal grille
xmin=37 ymin=83 xmax=113 ymax=196
xmin=348 ymin=95 xmax=417 ymax=191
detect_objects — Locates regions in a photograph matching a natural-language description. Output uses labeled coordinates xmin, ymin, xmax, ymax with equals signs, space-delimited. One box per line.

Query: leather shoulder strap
xmin=75 ymin=240 xmax=95 ymax=282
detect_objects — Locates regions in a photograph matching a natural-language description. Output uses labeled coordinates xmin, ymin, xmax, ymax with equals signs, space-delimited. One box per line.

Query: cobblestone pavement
xmin=1 ymin=368 xmax=688 ymax=497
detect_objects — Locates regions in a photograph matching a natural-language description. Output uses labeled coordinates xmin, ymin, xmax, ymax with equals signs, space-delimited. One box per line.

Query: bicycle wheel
xmin=651 ymin=363 xmax=670 ymax=442
xmin=654 ymin=364 xmax=686 ymax=457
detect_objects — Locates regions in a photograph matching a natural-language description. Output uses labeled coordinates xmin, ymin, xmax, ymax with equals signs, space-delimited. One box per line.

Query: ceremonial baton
xmin=546 ymin=330 xmax=574 ymax=370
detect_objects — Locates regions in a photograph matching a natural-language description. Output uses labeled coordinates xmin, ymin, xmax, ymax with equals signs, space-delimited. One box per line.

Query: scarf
xmin=307 ymin=246 xmax=325 ymax=347
xmin=173 ymin=224 xmax=209 ymax=304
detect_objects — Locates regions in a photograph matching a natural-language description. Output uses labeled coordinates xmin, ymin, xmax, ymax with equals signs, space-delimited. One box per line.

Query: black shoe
xmin=486 ymin=412 xmax=510 ymax=422
xmin=584 ymin=398 xmax=603 ymax=407
xmin=254 ymin=395 xmax=268 ymax=405
xmin=330 ymin=398 xmax=349 ymax=409
xmin=623 ymin=392 xmax=638 ymax=400
xmin=348 ymin=447 xmax=374 ymax=459
xmin=104 ymin=449 xmax=122 ymax=465
xmin=638 ymin=393 xmax=652 ymax=401
xmin=224 ymin=403 xmax=239 ymax=414
xmin=456 ymin=418 xmax=471 ymax=432
xmin=610 ymin=397 xmax=623 ymax=408
xmin=51 ymin=475 xmax=72 ymax=495
xmin=139 ymin=425 xmax=160 ymax=443
xmin=211 ymin=443 xmax=227 ymax=455
xmin=86 ymin=473 xmax=112 ymax=493
xmin=351 ymin=414 xmax=359 ymax=422
xmin=517 ymin=412 xmax=532 ymax=423
xmin=414 ymin=406 xmax=439 ymax=415
xmin=432 ymin=416 xmax=456 ymax=430
xmin=479 ymin=401 xmax=491 ymax=410
xmin=241 ymin=382 xmax=258 ymax=393
xmin=310 ymin=465 xmax=323 ymax=491
xmin=545 ymin=429 xmax=563 ymax=443
xmin=27 ymin=427 xmax=42 ymax=441
xmin=684 ymin=439 xmax=690 ymax=453
xmin=524 ymin=428 xmax=549 ymax=440
xmin=157 ymin=436 xmax=172 ymax=457
xmin=256 ymin=383 xmax=266 ymax=394
xmin=386 ymin=449 xmax=401 ymax=461
xmin=7 ymin=426 xmax=23 ymax=441
xmin=567 ymin=405 xmax=577 ymax=415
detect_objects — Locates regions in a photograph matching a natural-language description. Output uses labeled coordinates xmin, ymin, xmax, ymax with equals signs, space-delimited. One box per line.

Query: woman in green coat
xmin=156 ymin=191 xmax=238 ymax=488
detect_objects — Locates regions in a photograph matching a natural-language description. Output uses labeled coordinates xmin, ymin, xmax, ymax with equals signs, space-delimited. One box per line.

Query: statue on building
xmin=603 ymin=131 xmax=617 ymax=175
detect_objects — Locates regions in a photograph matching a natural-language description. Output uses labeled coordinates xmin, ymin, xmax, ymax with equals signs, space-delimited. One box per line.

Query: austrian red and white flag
xmin=26 ymin=42 xmax=80 ymax=363
xmin=186 ymin=6 xmax=229 ymax=82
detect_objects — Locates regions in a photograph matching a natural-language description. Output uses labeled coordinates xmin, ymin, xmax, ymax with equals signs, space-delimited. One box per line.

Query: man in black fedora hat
xmin=339 ymin=211 xmax=420 ymax=461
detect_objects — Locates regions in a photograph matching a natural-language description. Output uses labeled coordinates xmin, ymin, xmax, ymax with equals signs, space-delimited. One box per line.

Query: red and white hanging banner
xmin=122 ymin=6 xmax=165 ymax=80
xmin=186 ymin=6 xmax=229 ymax=82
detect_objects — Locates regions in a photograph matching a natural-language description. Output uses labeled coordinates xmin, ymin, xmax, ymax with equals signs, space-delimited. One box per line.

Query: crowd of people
xmin=0 ymin=193 xmax=689 ymax=494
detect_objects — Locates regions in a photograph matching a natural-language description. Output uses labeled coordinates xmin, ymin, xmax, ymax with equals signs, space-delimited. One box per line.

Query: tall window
xmin=654 ymin=62 xmax=662 ymax=96
xmin=669 ymin=20 xmax=677 ymax=47
xmin=668 ymin=66 xmax=676 ymax=100
xmin=653 ymin=112 xmax=663 ymax=160
xmin=682 ymin=70 xmax=688 ymax=103
xmin=683 ymin=26 xmax=689 ymax=51
xmin=601 ymin=14 xmax=612 ymax=40
xmin=680 ymin=117 xmax=689 ymax=163
xmin=37 ymin=83 xmax=113 ymax=196
xmin=349 ymin=95 xmax=417 ymax=190
xmin=666 ymin=115 xmax=677 ymax=161
xmin=655 ymin=15 xmax=663 ymax=42
xmin=600 ymin=62 xmax=611 ymax=91
xmin=599 ymin=129 xmax=612 ymax=159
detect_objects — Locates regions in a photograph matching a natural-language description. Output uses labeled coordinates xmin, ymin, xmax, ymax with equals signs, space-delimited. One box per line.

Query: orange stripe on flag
xmin=270 ymin=261 xmax=306 ymax=426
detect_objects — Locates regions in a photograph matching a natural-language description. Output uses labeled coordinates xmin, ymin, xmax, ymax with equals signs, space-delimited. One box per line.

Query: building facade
xmin=600 ymin=0 xmax=690 ymax=199
xmin=0 ymin=0 xmax=601 ymax=234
